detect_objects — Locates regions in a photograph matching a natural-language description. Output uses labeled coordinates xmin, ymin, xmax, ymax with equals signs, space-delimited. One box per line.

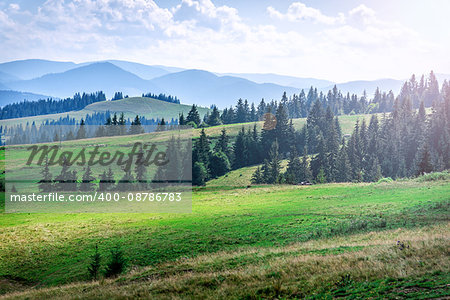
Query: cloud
xmin=0 ymin=1 xmax=440 ymax=81
xmin=267 ymin=2 xmax=344 ymax=25
xmin=348 ymin=4 xmax=376 ymax=26
xmin=322 ymin=4 xmax=421 ymax=51
xmin=8 ymin=3 xmax=20 ymax=11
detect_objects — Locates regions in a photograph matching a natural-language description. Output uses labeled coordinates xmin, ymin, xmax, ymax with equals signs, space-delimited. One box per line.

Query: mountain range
xmin=1 ymin=59 xmax=448 ymax=108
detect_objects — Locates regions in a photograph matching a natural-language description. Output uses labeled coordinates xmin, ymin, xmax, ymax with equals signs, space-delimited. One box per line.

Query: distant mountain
xmin=150 ymin=69 xmax=299 ymax=107
xmin=0 ymin=59 xmax=77 ymax=80
xmin=104 ymin=60 xmax=170 ymax=80
xmin=324 ymin=79 xmax=404 ymax=96
xmin=151 ymin=65 xmax=186 ymax=73
xmin=221 ymin=73 xmax=333 ymax=89
xmin=6 ymin=59 xmax=448 ymax=108
xmin=8 ymin=62 xmax=164 ymax=99
xmin=0 ymin=90 xmax=53 ymax=107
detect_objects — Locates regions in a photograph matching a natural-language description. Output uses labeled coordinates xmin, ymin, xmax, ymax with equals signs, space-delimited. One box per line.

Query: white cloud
xmin=8 ymin=3 xmax=20 ymax=11
xmin=267 ymin=2 xmax=344 ymax=25
xmin=348 ymin=4 xmax=376 ymax=26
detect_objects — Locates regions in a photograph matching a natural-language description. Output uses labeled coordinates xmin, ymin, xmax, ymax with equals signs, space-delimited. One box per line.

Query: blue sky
xmin=1 ymin=0 xmax=449 ymax=82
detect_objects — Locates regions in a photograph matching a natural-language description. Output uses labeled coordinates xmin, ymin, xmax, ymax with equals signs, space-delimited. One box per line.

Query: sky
xmin=0 ymin=0 xmax=449 ymax=82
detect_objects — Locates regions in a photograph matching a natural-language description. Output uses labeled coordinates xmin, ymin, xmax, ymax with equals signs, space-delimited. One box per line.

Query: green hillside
xmin=0 ymin=177 xmax=448 ymax=298
xmin=0 ymin=97 xmax=210 ymax=127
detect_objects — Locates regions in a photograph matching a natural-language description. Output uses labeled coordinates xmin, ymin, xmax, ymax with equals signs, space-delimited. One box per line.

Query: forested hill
xmin=0 ymin=92 xmax=181 ymax=120
xmin=191 ymin=78 xmax=450 ymax=185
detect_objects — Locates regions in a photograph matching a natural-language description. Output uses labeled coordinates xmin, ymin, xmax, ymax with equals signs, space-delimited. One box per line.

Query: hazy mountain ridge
xmin=219 ymin=72 xmax=333 ymax=89
xmin=7 ymin=62 xmax=164 ymax=100
xmin=0 ymin=90 xmax=54 ymax=106
xmin=0 ymin=59 xmax=77 ymax=80
xmin=149 ymin=69 xmax=300 ymax=107
xmin=1 ymin=59 xmax=449 ymax=108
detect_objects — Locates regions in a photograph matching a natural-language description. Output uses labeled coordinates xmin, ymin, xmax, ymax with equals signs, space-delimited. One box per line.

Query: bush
xmin=105 ymin=245 xmax=127 ymax=278
xmin=416 ymin=171 xmax=450 ymax=182
xmin=186 ymin=121 xmax=197 ymax=128
xmin=376 ymin=177 xmax=393 ymax=184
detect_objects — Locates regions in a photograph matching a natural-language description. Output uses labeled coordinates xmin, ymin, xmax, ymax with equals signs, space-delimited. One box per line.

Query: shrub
xmin=376 ymin=177 xmax=393 ymax=184
xmin=416 ymin=171 xmax=449 ymax=182
xmin=186 ymin=121 xmax=197 ymax=128
xmin=105 ymin=245 xmax=127 ymax=278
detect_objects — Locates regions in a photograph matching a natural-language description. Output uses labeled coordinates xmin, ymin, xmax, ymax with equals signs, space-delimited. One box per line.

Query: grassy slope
xmin=199 ymin=112 xmax=377 ymax=140
xmin=207 ymin=160 xmax=289 ymax=187
xmin=0 ymin=178 xmax=448 ymax=297
xmin=4 ymin=223 xmax=449 ymax=299
xmin=0 ymin=97 xmax=210 ymax=127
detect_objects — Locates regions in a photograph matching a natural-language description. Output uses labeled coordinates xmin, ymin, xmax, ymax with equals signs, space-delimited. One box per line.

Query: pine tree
xmin=105 ymin=245 xmax=127 ymax=278
xmin=284 ymin=146 xmax=302 ymax=184
xmin=299 ymin=147 xmax=312 ymax=183
xmin=129 ymin=115 xmax=144 ymax=135
xmin=76 ymin=119 xmax=86 ymax=139
xmin=192 ymin=162 xmax=207 ymax=186
xmin=179 ymin=112 xmax=185 ymax=125
xmin=265 ymin=140 xmax=281 ymax=184
xmin=193 ymin=129 xmax=210 ymax=169
xmin=417 ymin=144 xmax=433 ymax=175
xmin=315 ymin=168 xmax=326 ymax=184
xmin=88 ymin=244 xmax=102 ymax=280
xmin=53 ymin=131 xmax=60 ymax=142
xmin=118 ymin=113 xmax=126 ymax=135
xmin=80 ymin=166 xmax=95 ymax=192
xmin=274 ymin=102 xmax=290 ymax=154
xmin=235 ymin=99 xmax=247 ymax=123
xmin=214 ymin=129 xmax=230 ymax=159
xmin=251 ymin=166 xmax=263 ymax=184
xmin=207 ymin=105 xmax=222 ymax=126
xmin=54 ymin=158 xmax=73 ymax=191
xmin=38 ymin=156 xmax=53 ymax=192
xmin=186 ymin=104 xmax=201 ymax=126
xmin=209 ymin=151 xmax=231 ymax=178
xmin=310 ymin=133 xmax=327 ymax=180
xmin=118 ymin=169 xmax=134 ymax=192
xmin=260 ymin=107 xmax=276 ymax=158
xmin=336 ymin=142 xmax=351 ymax=182
xmin=134 ymin=149 xmax=148 ymax=190
xmin=232 ymin=127 xmax=248 ymax=169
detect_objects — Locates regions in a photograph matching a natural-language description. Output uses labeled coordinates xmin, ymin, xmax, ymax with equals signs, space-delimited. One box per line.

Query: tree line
xmin=141 ymin=92 xmax=181 ymax=104
xmin=2 ymin=112 xmax=178 ymax=145
xmin=0 ymin=90 xmax=182 ymax=120
xmin=0 ymin=92 xmax=106 ymax=120
xmin=181 ymin=71 xmax=444 ymax=129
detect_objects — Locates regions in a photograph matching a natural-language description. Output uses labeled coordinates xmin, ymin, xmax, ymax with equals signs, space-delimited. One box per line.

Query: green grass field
xmin=0 ymin=177 xmax=449 ymax=298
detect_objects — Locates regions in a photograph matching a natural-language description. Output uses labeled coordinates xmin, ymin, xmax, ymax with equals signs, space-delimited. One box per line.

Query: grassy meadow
xmin=0 ymin=176 xmax=449 ymax=298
